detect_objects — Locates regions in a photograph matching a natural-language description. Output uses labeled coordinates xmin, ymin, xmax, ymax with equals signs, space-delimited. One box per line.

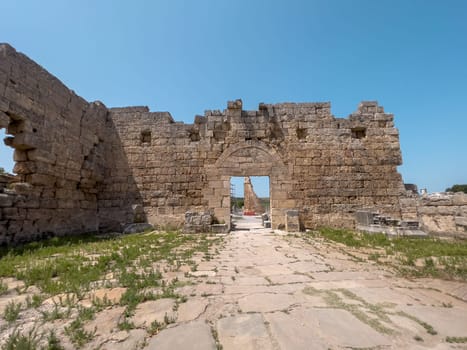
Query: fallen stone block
xmin=123 ymin=223 xmax=153 ymax=234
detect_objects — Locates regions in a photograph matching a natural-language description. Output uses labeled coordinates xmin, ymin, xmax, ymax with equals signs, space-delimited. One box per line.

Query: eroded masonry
xmin=1 ymin=44 xmax=466 ymax=244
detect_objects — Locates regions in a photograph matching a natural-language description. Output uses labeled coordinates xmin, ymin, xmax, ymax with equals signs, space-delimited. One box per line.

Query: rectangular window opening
xmin=351 ymin=127 xmax=366 ymax=139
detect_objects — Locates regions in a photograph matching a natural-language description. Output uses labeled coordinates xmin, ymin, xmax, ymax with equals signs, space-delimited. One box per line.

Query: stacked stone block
xmin=0 ymin=43 xmax=418 ymax=242
xmin=404 ymin=193 xmax=467 ymax=237
xmin=0 ymin=44 xmax=108 ymax=243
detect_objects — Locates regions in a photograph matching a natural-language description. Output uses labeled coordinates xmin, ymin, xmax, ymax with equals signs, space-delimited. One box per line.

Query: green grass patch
xmin=3 ymin=301 xmax=21 ymax=323
xmin=309 ymin=228 xmax=467 ymax=280
xmin=446 ymin=336 xmax=467 ymax=343
xmin=0 ymin=231 xmax=222 ymax=297
xmin=396 ymin=311 xmax=437 ymax=335
xmin=2 ymin=328 xmax=40 ymax=350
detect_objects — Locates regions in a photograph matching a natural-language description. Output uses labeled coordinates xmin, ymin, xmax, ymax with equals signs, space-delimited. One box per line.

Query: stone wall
xmin=99 ymin=107 xmax=206 ymax=230
xmin=1 ymin=43 xmax=408 ymax=242
xmin=400 ymin=193 xmax=467 ymax=237
xmin=103 ymin=99 xmax=404 ymax=230
xmin=0 ymin=44 xmax=108 ymax=243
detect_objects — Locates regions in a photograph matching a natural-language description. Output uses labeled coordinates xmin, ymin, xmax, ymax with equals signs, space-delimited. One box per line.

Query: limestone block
xmin=0 ymin=111 xmax=9 ymax=128
xmin=13 ymin=161 xmax=36 ymax=174
xmin=0 ymin=194 xmax=14 ymax=207
xmin=285 ymin=210 xmax=300 ymax=232
xmin=454 ymin=216 xmax=467 ymax=227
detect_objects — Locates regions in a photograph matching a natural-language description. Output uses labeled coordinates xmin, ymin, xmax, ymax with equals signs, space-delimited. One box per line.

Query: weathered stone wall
xmin=1 ymin=43 xmax=408 ymax=241
xmin=106 ymin=99 xmax=404 ymax=230
xmin=99 ymin=107 xmax=207 ymax=230
xmin=285 ymin=101 xmax=405 ymax=228
xmin=400 ymin=193 xmax=467 ymax=237
xmin=0 ymin=44 xmax=108 ymax=243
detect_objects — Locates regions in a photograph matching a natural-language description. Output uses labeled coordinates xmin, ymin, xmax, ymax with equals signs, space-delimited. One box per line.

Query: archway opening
xmin=230 ymin=176 xmax=270 ymax=231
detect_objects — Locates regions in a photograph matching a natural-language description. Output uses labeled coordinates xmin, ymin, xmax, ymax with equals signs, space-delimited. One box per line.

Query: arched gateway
xmin=0 ymin=44 xmax=406 ymax=241
xmin=205 ymin=140 xmax=291 ymax=230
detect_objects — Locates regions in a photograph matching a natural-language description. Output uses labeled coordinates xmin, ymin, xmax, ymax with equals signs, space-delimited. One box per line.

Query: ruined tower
xmin=243 ymin=177 xmax=266 ymax=215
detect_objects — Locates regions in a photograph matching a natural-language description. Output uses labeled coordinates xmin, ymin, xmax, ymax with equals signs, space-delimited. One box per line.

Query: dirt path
xmin=147 ymin=221 xmax=467 ymax=349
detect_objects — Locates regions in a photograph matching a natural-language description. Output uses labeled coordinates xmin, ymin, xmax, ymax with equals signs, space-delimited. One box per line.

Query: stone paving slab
xmin=267 ymin=273 xmax=311 ymax=284
xmin=101 ymin=329 xmax=146 ymax=350
xmin=177 ymin=299 xmax=208 ymax=322
xmin=305 ymin=308 xmax=391 ymax=348
xmin=311 ymin=270 xmax=383 ymax=281
xmin=131 ymin=299 xmax=175 ymax=328
xmin=264 ymin=311 xmax=327 ymax=350
xmin=398 ymin=305 xmax=467 ymax=337
xmin=138 ymin=223 xmax=467 ymax=349
xmin=238 ymin=293 xmax=297 ymax=313
xmin=217 ymin=313 xmax=274 ymax=350
xmin=351 ymin=286 xmax=418 ymax=305
xmin=144 ymin=320 xmax=216 ymax=350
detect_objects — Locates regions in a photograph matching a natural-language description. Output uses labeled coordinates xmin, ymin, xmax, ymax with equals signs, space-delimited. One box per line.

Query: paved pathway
xmin=143 ymin=217 xmax=467 ymax=349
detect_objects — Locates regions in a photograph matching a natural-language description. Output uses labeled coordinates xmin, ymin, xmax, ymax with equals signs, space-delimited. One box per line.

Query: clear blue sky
xmin=1 ymin=0 xmax=466 ymax=196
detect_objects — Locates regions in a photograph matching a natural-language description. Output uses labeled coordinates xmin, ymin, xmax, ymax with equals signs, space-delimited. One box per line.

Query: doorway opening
xmin=230 ymin=176 xmax=270 ymax=231
xmin=0 ymin=127 xmax=16 ymax=191
xmin=0 ymin=128 xmax=15 ymax=174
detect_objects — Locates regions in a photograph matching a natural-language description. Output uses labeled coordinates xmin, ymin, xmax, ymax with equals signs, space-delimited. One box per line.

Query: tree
xmin=445 ymin=184 xmax=467 ymax=194
xmin=0 ymin=167 xmax=5 ymax=175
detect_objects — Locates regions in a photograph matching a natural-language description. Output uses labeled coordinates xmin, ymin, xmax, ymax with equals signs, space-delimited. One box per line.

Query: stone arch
xmin=204 ymin=140 xmax=294 ymax=230
xmin=214 ymin=140 xmax=285 ymax=172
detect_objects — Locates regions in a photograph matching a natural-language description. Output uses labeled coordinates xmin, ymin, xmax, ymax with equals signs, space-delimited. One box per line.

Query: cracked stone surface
xmin=135 ymin=218 xmax=466 ymax=349
xmin=2 ymin=217 xmax=466 ymax=349
xmin=143 ymin=320 xmax=216 ymax=350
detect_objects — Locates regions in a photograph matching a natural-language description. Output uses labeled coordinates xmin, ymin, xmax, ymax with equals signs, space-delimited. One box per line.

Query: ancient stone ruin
xmin=243 ymin=177 xmax=265 ymax=215
xmin=0 ymin=43 xmax=466 ymax=244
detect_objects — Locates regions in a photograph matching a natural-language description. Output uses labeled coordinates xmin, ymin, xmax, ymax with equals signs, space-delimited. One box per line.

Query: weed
xmin=211 ymin=326 xmax=223 ymax=350
xmin=414 ymin=335 xmax=423 ymax=342
xmin=26 ymin=294 xmax=43 ymax=308
xmin=2 ymin=328 xmax=41 ymax=350
xmin=0 ymin=280 xmax=8 ymax=295
xmin=0 ymin=231 xmax=223 ymax=328
xmin=91 ymin=295 xmax=112 ymax=311
xmin=164 ymin=312 xmax=176 ymax=324
xmin=306 ymin=287 xmax=393 ymax=334
xmin=64 ymin=318 xmax=95 ymax=347
xmin=368 ymin=253 xmax=381 ymax=261
xmin=234 ymin=266 xmax=239 ymax=274
xmin=117 ymin=318 xmax=135 ymax=331
xmin=396 ymin=311 xmax=437 ymax=335
xmin=147 ymin=319 xmax=165 ymax=335
xmin=45 ymin=330 xmax=65 ymax=350
xmin=310 ymin=228 xmax=467 ymax=280
xmin=3 ymin=301 xmax=21 ymax=323
xmin=41 ymin=304 xmax=69 ymax=322
xmin=77 ymin=305 xmax=96 ymax=321
xmin=446 ymin=336 xmax=467 ymax=343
